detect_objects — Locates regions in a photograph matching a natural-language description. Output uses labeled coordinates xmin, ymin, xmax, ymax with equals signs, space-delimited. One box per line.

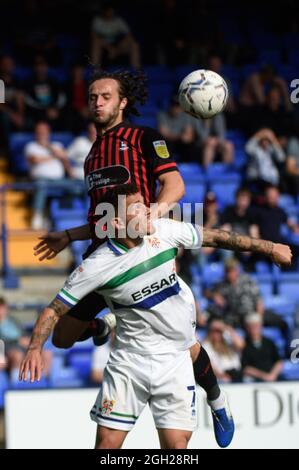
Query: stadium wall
xmin=5 ymin=382 xmax=299 ymax=449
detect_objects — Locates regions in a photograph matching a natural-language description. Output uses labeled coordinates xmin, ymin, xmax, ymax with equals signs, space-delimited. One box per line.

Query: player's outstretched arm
xmin=201 ymin=227 xmax=292 ymax=267
xmin=19 ymin=299 xmax=70 ymax=382
xmin=34 ymin=224 xmax=91 ymax=261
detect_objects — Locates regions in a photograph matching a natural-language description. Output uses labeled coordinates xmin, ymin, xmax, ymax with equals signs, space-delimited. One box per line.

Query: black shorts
xmin=66 ymin=292 xmax=108 ymax=322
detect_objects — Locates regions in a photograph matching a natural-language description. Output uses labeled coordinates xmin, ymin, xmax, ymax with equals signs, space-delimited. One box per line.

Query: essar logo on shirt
xmin=153 ymin=140 xmax=170 ymax=159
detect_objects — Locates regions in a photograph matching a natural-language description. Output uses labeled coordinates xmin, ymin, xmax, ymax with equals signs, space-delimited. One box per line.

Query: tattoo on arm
xmin=202 ymin=228 xmax=274 ymax=255
xmin=29 ymin=298 xmax=69 ymax=351
xmin=47 ymin=298 xmax=69 ymax=317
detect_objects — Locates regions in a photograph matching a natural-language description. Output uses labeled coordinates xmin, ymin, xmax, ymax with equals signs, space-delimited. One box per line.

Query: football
xmin=178 ymin=69 xmax=228 ymax=119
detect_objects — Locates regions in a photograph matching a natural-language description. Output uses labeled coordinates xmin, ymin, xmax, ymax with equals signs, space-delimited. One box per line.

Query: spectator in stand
xmin=285 ymin=137 xmax=299 ymax=196
xmin=90 ymin=330 xmax=115 ymax=384
xmin=24 ymin=56 xmax=67 ymax=130
xmin=242 ymin=313 xmax=283 ymax=382
xmin=67 ymin=122 xmax=97 ymax=181
xmin=25 ymin=121 xmax=69 ymax=229
xmin=66 ymin=64 xmax=90 ymax=133
xmin=208 ymin=258 xmax=288 ymax=335
xmin=240 ymin=64 xmax=292 ymax=112
xmin=157 ymin=95 xmax=195 ymax=161
xmin=191 ymin=112 xmax=234 ymax=168
xmin=203 ymin=316 xmax=244 ymax=383
xmin=249 ymin=185 xmax=299 ymax=266
xmin=0 ymin=297 xmax=52 ymax=380
xmin=220 ymin=187 xmax=259 ymax=266
xmin=220 ymin=187 xmax=257 ymax=237
xmin=248 ymin=86 xmax=295 ymax=139
xmin=245 ymin=128 xmax=285 ymax=190
xmin=90 ymin=3 xmax=141 ymax=68
xmin=0 ymin=55 xmax=25 ymax=152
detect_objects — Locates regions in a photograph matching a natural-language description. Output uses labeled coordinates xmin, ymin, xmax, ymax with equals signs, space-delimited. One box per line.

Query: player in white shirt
xmin=19 ymin=185 xmax=292 ymax=449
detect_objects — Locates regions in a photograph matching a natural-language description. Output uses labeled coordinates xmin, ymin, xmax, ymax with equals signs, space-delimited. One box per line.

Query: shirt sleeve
xmin=140 ymin=127 xmax=178 ymax=178
xmin=156 ymin=218 xmax=202 ymax=249
xmin=24 ymin=142 xmax=36 ymax=158
xmin=55 ymin=256 xmax=103 ymax=308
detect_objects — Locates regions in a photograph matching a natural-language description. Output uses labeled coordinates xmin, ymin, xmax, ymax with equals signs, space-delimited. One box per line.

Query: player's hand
xmin=33 ymin=231 xmax=70 ymax=261
xmin=271 ymin=243 xmax=293 ymax=267
xmin=19 ymin=348 xmax=44 ymax=383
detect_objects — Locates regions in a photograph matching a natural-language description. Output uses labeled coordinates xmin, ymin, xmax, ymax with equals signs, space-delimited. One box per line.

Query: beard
xmin=93 ymin=103 xmax=122 ymax=130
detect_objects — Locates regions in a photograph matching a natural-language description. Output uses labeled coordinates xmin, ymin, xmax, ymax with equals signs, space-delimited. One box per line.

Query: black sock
xmin=193 ymin=346 xmax=221 ymax=401
xmin=77 ymin=318 xmax=106 ymax=342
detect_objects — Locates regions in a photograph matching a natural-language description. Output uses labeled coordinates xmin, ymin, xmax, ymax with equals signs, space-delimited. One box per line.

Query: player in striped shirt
xmin=21 ymin=185 xmax=292 ymax=448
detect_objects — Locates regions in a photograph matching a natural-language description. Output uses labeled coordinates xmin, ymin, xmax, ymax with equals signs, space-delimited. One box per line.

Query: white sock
xmin=208 ymin=390 xmax=226 ymax=411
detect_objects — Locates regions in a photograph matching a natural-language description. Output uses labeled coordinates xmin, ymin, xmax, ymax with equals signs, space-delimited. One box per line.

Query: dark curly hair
xmin=89 ymin=68 xmax=148 ymax=118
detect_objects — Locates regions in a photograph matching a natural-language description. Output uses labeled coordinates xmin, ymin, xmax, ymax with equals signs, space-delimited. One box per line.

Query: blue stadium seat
xmin=48 ymin=68 xmax=68 ymax=83
xmin=251 ymin=275 xmax=273 ymax=297
xmin=202 ymin=262 xmax=224 ymax=287
xmin=210 ymin=181 xmax=240 ymax=208
xmin=148 ymin=83 xmax=174 ymax=108
xmin=174 ymin=65 xmax=197 ymax=83
xmin=277 ymin=273 xmax=299 ymax=302
xmin=0 ymin=371 xmax=8 ymax=409
xmin=264 ymin=295 xmax=296 ymax=317
xmin=52 ymin=132 xmax=74 ymax=147
xmin=205 ymin=164 xmax=241 ymax=184
xmin=14 ymin=66 xmax=32 ymax=81
xmin=279 ymin=194 xmax=296 ymax=214
xmin=287 ymin=50 xmax=299 ymax=66
xmin=262 ymin=327 xmax=285 ymax=358
xmin=258 ymin=49 xmax=281 ymax=66
xmin=181 ymin=182 xmax=206 ymax=204
xmin=53 ymin=217 xmax=86 ymax=232
xmin=131 ymin=116 xmax=157 ymax=129
xmin=143 ymin=66 xmax=174 ymax=83
xmin=9 ymin=132 xmax=33 ymax=174
xmin=68 ymin=352 xmax=92 ymax=380
xmin=221 ymin=65 xmax=240 ymax=81
xmin=240 ymin=64 xmax=260 ymax=80
xmin=255 ymin=261 xmax=271 ymax=274
xmin=281 ymin=360 xmax=299 ymax=380
xmin=178 ymin=163 xmax=204 ymax=182
xmin=50 ymin=197 xmax=86 ymax=219
xmin=49 ymin=367 xmax=84 ymax=388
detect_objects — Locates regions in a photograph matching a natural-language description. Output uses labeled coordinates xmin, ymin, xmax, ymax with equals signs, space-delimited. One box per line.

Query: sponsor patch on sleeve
xmin=153 ymin=140 xmax=170 ymax=159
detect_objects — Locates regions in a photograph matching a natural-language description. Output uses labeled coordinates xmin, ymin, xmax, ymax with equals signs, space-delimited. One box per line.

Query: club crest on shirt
xmin=101 ymin=399 xmax=115 ymax=416
xmin=153 ymin=140 xmax=170 ymax=159
xmin=147 ymin=236 xmax=161 ymax=248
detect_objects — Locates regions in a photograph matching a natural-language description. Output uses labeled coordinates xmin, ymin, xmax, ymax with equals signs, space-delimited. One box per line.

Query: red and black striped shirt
xmin=84 ymin=120 xmax=178 ymax=247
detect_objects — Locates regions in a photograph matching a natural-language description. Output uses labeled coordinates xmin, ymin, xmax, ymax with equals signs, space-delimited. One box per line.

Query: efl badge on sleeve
xmin=153 ymin=140 xmax=170 ymax=159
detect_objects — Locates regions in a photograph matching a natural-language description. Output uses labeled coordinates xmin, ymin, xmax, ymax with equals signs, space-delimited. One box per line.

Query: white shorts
xmin=90 ymin=348 xmax=197 ymax=432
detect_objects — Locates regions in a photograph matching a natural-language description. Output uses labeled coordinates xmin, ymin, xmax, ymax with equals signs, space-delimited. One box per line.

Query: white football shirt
xmin=56 ymin=219 xmax=201 ymax=354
